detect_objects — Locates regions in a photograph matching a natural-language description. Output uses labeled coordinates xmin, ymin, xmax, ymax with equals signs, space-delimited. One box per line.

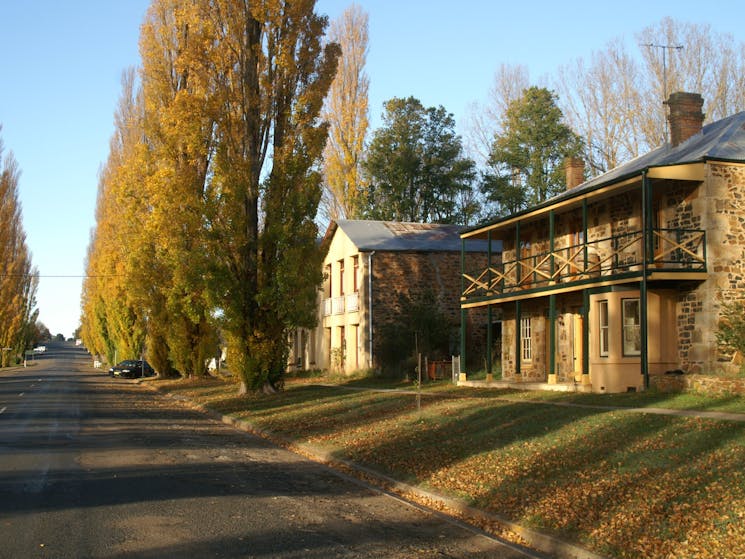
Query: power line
xmin=0 ymin=274 xmax=124 ymax=279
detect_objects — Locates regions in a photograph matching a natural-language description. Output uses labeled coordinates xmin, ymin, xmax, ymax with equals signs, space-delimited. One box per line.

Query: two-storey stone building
xmin=460 ymin=92 xmax=745 ymax=393
xmin=288 ymin=219 xmax=494 ymax=374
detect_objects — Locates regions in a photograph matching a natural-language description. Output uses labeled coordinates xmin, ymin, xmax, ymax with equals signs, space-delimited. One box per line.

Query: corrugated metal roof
xmin=334 ymin=220 xmax=499 ymax=252
xmin=463 ymin=110 xmax=745 ymax=234
xmin=563 ymin=110 xmax=745 ymax=197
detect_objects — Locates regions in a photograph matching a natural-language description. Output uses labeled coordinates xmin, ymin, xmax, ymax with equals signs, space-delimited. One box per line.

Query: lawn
xmin=152 ymin=375 xmax=745 ymax=559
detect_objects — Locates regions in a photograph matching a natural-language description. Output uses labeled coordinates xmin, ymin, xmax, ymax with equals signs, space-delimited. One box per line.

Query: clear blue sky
xmin=0 ymin=0 xmax=742 ymax=338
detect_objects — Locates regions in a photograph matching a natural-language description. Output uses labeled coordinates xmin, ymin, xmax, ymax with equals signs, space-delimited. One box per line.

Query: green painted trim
xmin=487 ymin=230 xmax=492 ymax=294
xmin=460 ymin=308 xmax=466 ymax=373
xmin=582 ymin=199 xmax=588 ymax=270
xmin=460 ymin=238 xmax=466 ymax=372
xmin=641 ymin=172 xmax=650 ymax=389
xmin=515 ymin=221 xmax=521 ymax=285
xmin=549 ymin=294 xmax=556 ymax=376
xmin=549 ymin=210 xmax=555 ymax=279
xmin=582 ymin=289 xmax=590 ymax=375
xmin=487 ymin=305 xmax=493 ymax=375
xmin=515 ymin=300 xmax=522 ymax=376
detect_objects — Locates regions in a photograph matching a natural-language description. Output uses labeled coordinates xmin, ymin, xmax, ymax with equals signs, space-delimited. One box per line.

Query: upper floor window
xmin=325 ymin=263 xmax=332 ymax=298
xmin=352 ymin=255 xmax=359 ymax=292
xmin=338 ymin=259 xmax=345 ymax=296
xmin=622 ymin=298 xmax=641 ymax=356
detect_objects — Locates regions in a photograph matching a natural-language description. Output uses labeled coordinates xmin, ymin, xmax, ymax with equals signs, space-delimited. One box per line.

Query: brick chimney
xmin=564 ymin=156 xmax=585 ymax=190
xmin=666 ymin=92 xmax=705 ymax=147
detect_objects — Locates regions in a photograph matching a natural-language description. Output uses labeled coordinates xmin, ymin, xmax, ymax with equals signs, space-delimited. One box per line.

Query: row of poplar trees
xmin=0 ymin=129 xmax=39 ymax=367
xmin=81 ymin=0 xmax=340 ymax=393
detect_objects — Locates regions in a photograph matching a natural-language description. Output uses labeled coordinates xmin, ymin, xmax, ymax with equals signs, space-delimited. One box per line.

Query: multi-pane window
xmin=622 ymin=298 xmax=641 ymax=356
xmin=338 ymin=259 xmax=345 ymax=295
xmin=352 ymin=255 xmax=359 ymax=292
xmin=325 ymin=264 xmax=332 ymax=298
xmin=599 ymin=300 xmax=609 ymax=357
xmin=520 ymin=316 xmax=532 ymax=361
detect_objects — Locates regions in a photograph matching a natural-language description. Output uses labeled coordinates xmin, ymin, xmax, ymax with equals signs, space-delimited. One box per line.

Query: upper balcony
xmin=462 ymin=227 xmax=706 ymax=305
xmin=323 ymin=292 xmax=360 ymax=317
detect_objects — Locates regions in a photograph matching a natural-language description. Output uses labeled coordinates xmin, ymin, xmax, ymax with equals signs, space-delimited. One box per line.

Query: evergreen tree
xmin=481 ymin=87 xmax=582 ymax=217
xmin=362 ymin=97 xmax=477 ymax=224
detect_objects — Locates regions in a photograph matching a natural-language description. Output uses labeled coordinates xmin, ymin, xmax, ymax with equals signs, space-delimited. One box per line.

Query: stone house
xmin=288 ymin=220 xmax=495 ymax=375
xmin=459 ymin=92 xmax=745 ymax=393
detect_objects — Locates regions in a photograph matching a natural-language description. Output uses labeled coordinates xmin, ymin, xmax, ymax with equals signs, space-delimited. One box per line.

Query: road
xmin=0 ymin=342 xmax=545 ymax=559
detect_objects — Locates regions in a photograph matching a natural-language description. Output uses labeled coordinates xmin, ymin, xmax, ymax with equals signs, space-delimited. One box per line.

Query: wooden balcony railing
xmin=462 ymin=228 xmax=706 ymax=302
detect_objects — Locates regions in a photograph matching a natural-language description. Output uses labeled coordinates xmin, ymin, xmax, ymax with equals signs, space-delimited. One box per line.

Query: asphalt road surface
xmin=0 ymin=342 xmax=545 ymax=559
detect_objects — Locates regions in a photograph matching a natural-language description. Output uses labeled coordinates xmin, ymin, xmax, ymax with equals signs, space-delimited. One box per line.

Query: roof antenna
xmin=643 ymin=43 xmax=684 ymax=143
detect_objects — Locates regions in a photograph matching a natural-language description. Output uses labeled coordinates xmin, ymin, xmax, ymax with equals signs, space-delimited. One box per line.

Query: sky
xmin=1 ymin=0 xmax=743 ymax=338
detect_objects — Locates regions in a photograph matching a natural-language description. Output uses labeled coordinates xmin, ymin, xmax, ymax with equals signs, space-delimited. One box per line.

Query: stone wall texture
xmin=371 ymin=251 xmax=490 ymax=368
xmin=684 ymin=162 xmax=745 ymax=374
xmin=651 ymin=373 xmax=745 ymax=397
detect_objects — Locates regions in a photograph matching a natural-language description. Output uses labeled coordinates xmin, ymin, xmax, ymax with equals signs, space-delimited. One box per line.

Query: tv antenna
xmin=643 ymin=43 xmax=683 ymax=143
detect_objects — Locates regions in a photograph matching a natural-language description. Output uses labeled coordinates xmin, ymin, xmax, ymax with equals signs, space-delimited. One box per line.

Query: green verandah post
xmin=486 ymin=230 xmax=493 ymax=377
xmin=641 ymin=171 xmax=650 ymax=389
xmin=549 ymin=211 xmax=556 ymax=380
xmin=460 ymin=237 xmax=466 ymax=379
xmin=515 ymin=222 xmax=521 ymax=377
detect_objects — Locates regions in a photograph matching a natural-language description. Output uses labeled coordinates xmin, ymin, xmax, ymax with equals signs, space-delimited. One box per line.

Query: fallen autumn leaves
xmin=151 ymin=377 xmax=745 ymax=559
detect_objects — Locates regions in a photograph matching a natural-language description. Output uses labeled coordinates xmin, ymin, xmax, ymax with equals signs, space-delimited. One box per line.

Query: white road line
xmin=0 ymin=407 xmax=6 ymax=414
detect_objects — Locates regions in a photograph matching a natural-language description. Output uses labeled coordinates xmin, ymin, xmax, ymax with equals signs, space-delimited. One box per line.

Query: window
xmin=622 ymin=298 xmax=641 ymax=356
xmin=520 ymin=317 xmax=532 ymax=362
xmin=325 ymin=264 xmax=332 ymax=298
xmin=338 ymin=259 xmax=345 ymax=295
xmin=352 ymin=255 xmax=359 ymax=292
xmin=599 ymin=300 xmax=609 ymax=357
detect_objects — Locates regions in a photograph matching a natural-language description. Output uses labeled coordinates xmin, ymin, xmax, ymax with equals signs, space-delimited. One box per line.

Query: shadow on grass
xmin=152 ymin=374 xmax=745 ymax=558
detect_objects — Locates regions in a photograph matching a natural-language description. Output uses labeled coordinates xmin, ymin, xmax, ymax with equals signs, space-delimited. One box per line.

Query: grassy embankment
xmin=152 ymin=374 xmax=745 ymax=559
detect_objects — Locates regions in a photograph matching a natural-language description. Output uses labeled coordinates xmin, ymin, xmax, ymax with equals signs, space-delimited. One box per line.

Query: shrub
xmin=716 ymin=300 xmax=745 ymax=373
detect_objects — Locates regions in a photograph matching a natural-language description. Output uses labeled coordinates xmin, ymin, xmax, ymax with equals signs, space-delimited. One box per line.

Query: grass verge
xmin=152 ymin=375 xmax=745 ymax=559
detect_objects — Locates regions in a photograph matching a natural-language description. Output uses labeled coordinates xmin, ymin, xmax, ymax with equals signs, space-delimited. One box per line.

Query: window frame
xmin=621 ymin=298 xmax=641 ymax=357
xmin=520 ymin=316 xmax=532 ymax=362
xmin=598 ymin=300 xmax=609 ymax=357
xmin=352 ymin=255 xmax=359 ymax=293
xmin=338 ymin=259 xmax=345 ymax=296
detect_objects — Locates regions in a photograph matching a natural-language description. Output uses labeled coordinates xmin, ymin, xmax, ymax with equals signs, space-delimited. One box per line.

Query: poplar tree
xmin=0 ymin=130 xmax=38 ymax=366
xmin=320 ymin=3 xmax=369 ymax=220
xmin=204 ymin=0 xmax=339 ymax=393
xmin=139 ymin=0 xmax=217 ymax=376
xmin=81 ymin=70 xmax=148 ymax=365
xmin=82 ymin=0 xmax=339 ymax=392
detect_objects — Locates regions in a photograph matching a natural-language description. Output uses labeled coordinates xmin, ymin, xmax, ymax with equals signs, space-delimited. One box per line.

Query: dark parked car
xmin=109 ymin=360 xmax=155 ymax=378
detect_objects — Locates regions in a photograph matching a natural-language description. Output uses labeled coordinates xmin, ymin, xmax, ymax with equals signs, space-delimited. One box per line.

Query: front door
xmin=572 ymin=311 xmax=584 ymax=377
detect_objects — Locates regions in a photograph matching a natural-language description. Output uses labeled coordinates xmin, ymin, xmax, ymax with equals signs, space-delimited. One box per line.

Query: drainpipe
xmin=368 ymin=251 xmax=375 ymax=369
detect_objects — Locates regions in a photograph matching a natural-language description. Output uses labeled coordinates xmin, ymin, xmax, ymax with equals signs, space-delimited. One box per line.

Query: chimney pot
xmin=565 ymin=157 xmax=585 ymax=190
xmin=667 ymin=92 xmax=705 ymax=147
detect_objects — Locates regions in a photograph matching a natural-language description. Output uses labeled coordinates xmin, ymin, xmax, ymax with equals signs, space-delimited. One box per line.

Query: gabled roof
xmin=463 ymin=110 xmax=745 ymax=235
xmin=326 ymin=219 xmax=498 ymax=253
